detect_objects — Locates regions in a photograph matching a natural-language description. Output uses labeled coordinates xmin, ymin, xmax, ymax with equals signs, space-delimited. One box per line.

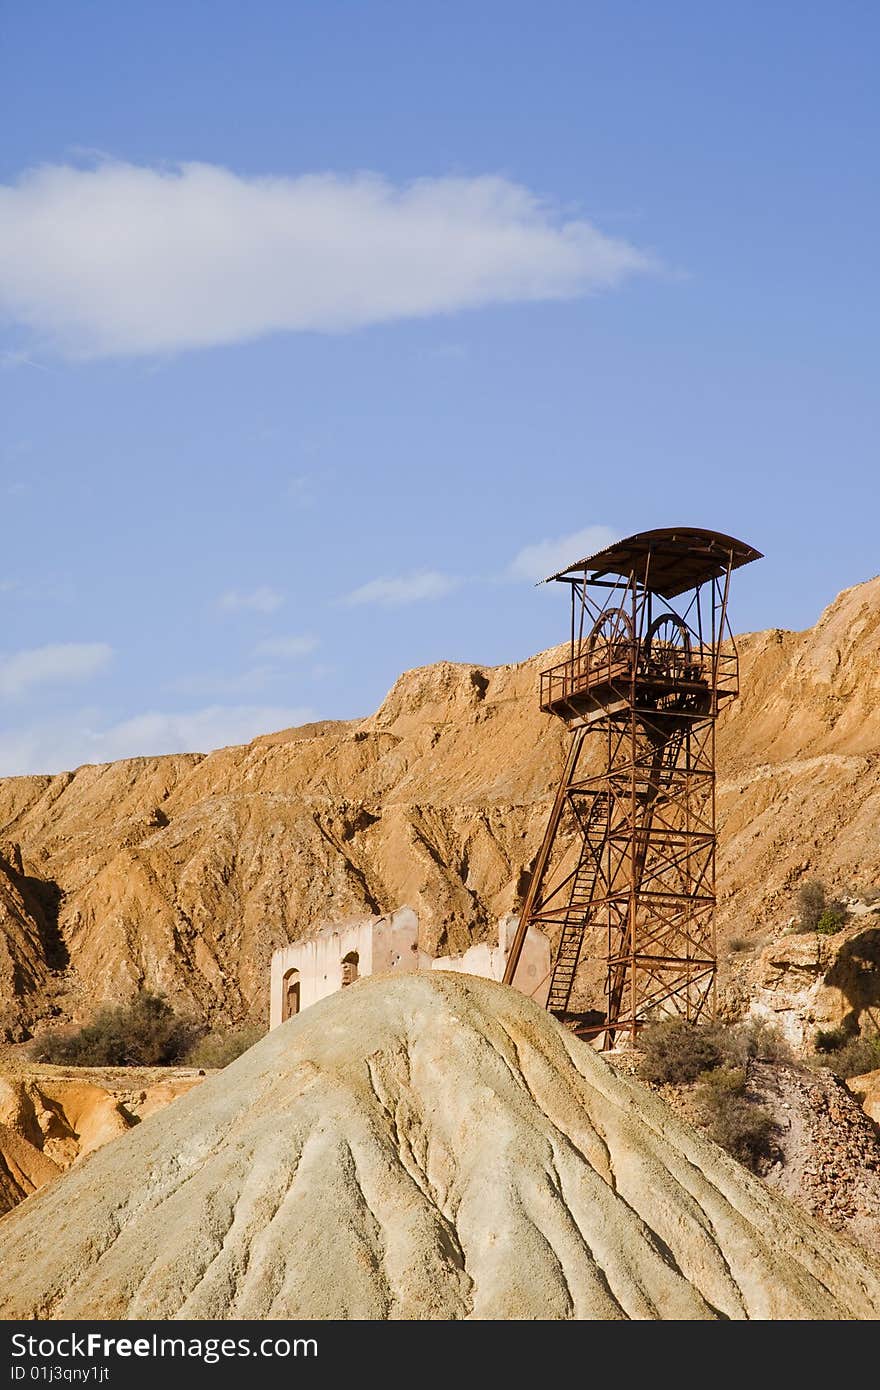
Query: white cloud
xmin=0 ymin=160 xmax=658 ymax=358
xmin=0 ymin=703 xmax=314 ymax=776
xmin=508 ymin=525 xmax=619 ymax=583
xmin=217 ymin=586 xmax=284 ymax=614
xmin=1 ymin=349 xmax=48 ymax=371
xmin=341 ymin=570 xmax=460 ymax=607
xmin=253 ymin=634 xmax=319 ymax=659
xmin=0 ymin=642 xmax=111 ymax=698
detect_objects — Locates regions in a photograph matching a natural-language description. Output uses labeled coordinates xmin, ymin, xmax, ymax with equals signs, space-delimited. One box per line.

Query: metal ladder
xmin=547 ymin=790 xmax=610 ymax=1015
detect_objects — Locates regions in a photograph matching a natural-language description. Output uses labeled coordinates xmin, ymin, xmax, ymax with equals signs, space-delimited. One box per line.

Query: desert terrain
xmin=1 ymin=576 xmax=878 ymax=1046
xmin=1 ymin=577 xmax=880 ymax=1318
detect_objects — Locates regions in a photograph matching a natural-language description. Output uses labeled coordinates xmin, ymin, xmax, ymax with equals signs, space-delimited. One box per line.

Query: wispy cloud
xmin=0 ymin=642 xmax=111 ymax=698
xmin=508 ymin=525 xmax=618 ymax=583
xmin=287 ymin=473 xmax=318 ymax=506
xmin=253 ymin=634 xmax=318 ymax=659
xmin=340 ymin=571 xmax=460 ymax=607
xmin=0 ymin=348 xmax=48 ymax=371
xmin=0 ymin=703 xmax=315 ymax=776
xmin=0 ymin=160 xmax=658 ymax=358
xmin=217 ymin=586 xmax=284 ymax=614
xmin=0 ymin=574 xmax=75 ymax=604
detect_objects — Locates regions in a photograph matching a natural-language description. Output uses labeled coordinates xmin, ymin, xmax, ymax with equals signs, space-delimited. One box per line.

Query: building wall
xmin=269 ymin=907 xmax=551 ymax=1027
xmin=431 ymin=914 xmax=551 ymax=1008
xmin=269 ymin=906 xmax=419 ymax=1029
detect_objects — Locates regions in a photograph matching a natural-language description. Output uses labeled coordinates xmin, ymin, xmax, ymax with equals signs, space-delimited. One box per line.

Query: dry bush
xmin=730 ymin=1017 xmax=794 ymax=1064
xmin=184 ymin=1025 xmax=263 ymax=1070
xmin=796 ymin=879 xmax=849 ymax=934
xmin=34 ymin=992 xmax=198 ymax=1067
xmin=637 ymin=1019 xmax=726 ymax=1084
xmin=639 ymin=1018 xmax=784 ymax=1174
xmin=815 ymin=1032 xmax=880 ymax=1079
xmin=638 ymin=1014 xmax=792 ymax=1084
xmin=695 ymin=1066 xmax=777 ymax=1172
xmin=728 ymin=936 xmax=753 ymax=954
xmin=797 ymin=878 xmax=827 ymax=931
xmin=814 ymin=1026 xmax=849 ymax=1053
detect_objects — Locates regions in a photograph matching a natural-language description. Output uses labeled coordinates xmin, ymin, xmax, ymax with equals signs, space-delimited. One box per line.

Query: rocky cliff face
xmin=1 ymin=576 xmax=879 ymax=1039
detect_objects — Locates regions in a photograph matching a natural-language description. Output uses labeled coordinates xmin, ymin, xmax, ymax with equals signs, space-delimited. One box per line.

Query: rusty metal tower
xmin=503 ymin=527 xmax=762 ymax=1046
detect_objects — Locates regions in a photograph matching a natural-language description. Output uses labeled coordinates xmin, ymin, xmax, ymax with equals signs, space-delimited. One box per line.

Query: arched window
xmin=341 ymin=951 xmax=359 ymax=987
xmin=282 ymin=967 xmax=300 ymax=1021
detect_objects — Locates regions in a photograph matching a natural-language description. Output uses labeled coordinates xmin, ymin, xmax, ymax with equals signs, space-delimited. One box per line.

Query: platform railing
xmin=539 ymin=643 xmax=738 ymax=712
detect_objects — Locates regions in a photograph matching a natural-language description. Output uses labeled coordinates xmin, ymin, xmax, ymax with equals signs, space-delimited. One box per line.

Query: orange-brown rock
xmin=0 ymin=1065 xmax=205 ymax=1214
xmin=848 ymin=1069 xmax=880 ymax=1126
xmin=0 ymin=1119 xmax=61 ymax=1213
xmin=742 ymin=919 xmax=880 ymax=1046
xmin=0 ymin=577 xmax=878 ymax=1038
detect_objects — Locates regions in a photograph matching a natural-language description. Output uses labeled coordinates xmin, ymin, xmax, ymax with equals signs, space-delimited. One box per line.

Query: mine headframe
xmin=503 ymin=527 xmax=762 ymax=1047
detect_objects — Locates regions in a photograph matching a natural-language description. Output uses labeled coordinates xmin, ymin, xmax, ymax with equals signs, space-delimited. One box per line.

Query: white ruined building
xmin=269 ymin=907 xmax=551 ymax=1028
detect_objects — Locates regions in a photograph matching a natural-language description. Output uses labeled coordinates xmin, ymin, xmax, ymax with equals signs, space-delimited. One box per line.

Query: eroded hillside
xmin=1 ymin=576 xmax=879 ymax=1037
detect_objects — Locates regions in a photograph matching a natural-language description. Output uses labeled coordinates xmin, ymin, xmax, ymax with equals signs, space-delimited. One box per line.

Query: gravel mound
xmin=1 ymin=972 xmax=878 ymax=1320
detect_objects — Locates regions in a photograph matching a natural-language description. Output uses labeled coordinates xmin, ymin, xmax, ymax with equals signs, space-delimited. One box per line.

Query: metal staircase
xmin=547 ymin=790 xmax=610 ymax=1015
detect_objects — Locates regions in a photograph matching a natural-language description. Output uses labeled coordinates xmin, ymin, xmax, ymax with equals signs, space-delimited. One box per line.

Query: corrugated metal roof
xmin=542 ymin=527 xmax=762 ymax=599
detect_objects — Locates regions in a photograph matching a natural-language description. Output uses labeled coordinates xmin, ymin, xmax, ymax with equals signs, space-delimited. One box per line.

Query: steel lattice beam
xmin=502 ymin=527 xmax=761 ymax=1047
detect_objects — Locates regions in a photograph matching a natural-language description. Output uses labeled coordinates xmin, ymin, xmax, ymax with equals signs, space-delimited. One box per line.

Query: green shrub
xmin=697 ymin=1063 xmax=747 ymax=1096
xmin=637 ymin=1019 xmax=726 ymax=1085
xmin=184 ymin=1025 xmax=263 ymax=1070
xmin=815 ymin=1033 xmax=880 ymax=1079
xmin=34 ymin=992 xmax=197 ymax=1067
xmin=816 ymin=905 xmax=848 ymax=935
xmin=814 ymin=1026 xmax=849 ymax=1053
xmin=695 ymin=1066 xmax=777 ymax=1171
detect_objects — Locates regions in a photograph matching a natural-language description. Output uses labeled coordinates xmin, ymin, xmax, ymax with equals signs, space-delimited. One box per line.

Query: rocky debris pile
xmin=621 ymin=1046 xmax=880 ymax=1255
xmin=0 ymin=973 xmax=878 ymax=1320
xmin=748 ymin=1060 xmax=880 ymax=1252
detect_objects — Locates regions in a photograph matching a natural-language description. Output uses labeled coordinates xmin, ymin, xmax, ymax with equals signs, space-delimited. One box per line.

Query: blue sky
xmin=0 ymin=2 xmax=877 ymax=774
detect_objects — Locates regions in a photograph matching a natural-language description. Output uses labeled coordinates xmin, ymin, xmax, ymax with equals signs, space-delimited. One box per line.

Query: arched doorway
xmin=341 ymin=951 xmax=359 ymax=987
xmin=282 ymin=967 xmax=300 ymax=1021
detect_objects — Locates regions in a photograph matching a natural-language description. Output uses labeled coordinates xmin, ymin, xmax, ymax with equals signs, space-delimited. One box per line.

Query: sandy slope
xmin=0 ymin=973 xmax=878 ymax=1320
